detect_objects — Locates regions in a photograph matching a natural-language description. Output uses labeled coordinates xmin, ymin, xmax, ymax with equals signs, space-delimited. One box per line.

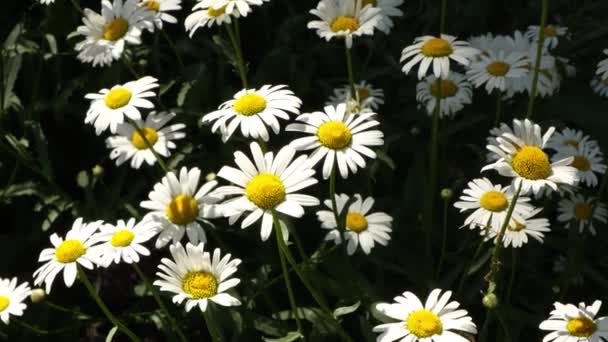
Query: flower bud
xmin=92 ymin=165 xmax=104 ymax=177
xmin=440 ymin=188 xmax=453 ymax=201
xmin=30 ymin=288 xmax=46 ymax=304
xmin=206 ymin=172 xmax=216 ymax=182
xmin=482 ymin=293 xmax=498 ymax=309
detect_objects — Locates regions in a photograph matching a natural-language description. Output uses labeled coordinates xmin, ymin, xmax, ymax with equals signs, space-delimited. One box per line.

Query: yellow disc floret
xmin=245 ymin=173 xmax=286 ymax=210
xmin=104 ymin=87 xmax=132 ymax=109
xmin=511 ymin=146 xmax=552 ymax=180
xmin=111 ymin=230 xmax=135 ymax=247
xmin=543 ymin=26 xmax=557 ymax=37
xmin=421 ymin=38 xmax=453 ymax=57
xmin=331 ymin=16 xmax=360 ymax=33
xmin=356 ymin=87 xmax=371 ymax=101
xmin=362 ymin=0 xmax=377 ymax=6
xmin=0 ymin=296 xmax=10 ymax=312
xmin=480 ymin=191 xmax=509 ymax=212
xmin=166 ymin=194 xmax=200 ymax=225
xmin=571 ymin=156 xmax=591 ymax=172
xmin=508 ymin=221 xmax=526 ymax=232
xmin=317 ymin=121 xmax=352 ymax=150
xmin=182 ymin=271 xmax=218 ymax=299
xmin=563 ymin=139 xmax=579 ymax=148
xmin=430 ymin=80 xmax=458 ymax=98
xmin=131 ymin=127 xmax=159 ymax=150
xmin=566 ymin=316 xmax=597 ymax=337
xmin=406 ymin=309 xmax=443 ymax=338
xmin=208 ymin=5 xmax=226 ymax=18
xmin=142 ymin=1 xmax=160 ymax=12
xmin=346 ymin=212 xmax=368 ymax=233
xmin=103 ymin=17 xmax=129 ymax=41
xmin=55 ymin=240 xmax=86 ymax=264
xmin=574 ymin=203 xmax=593 ymax=220
xmin=486 ymin=61 xmax=511 ymax=76
xmin=233 ymin=94 xmax=267 ymax=116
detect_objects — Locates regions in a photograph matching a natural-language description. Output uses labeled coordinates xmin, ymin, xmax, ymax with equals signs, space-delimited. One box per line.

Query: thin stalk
xmin=456 ymin=239 xmax=486 ymax=295
xmin=436 ymin=195 xmax=449 ymax=279
xmin=427 ymin=79 xmax=442 ymax=263
xmin=46 ymin=301 xmax=90 ymax=319
xmin=272 ymin=212 xmax=303 ymax=336
xmin=203 ymin=307 xmax=223 ymax=342
xmin=505 ymin=248 xmax=518 ymax=304
xmin=69 ymin=0 xmax=84 ymax=15
xmin=484 ymin=183 xmax=522 ymax=298
xmin=439 ymin=0 xmax=448 ymax=34
xmin=329 ymin=167 xmax=344 ymax=236
xmin=160 ymin=29 xmax=185 ymax=73
xmin=225 ymin=22 xmax=248 ymax=89
xmin=77 ymin=266 xmax=140 ymax=342
xmin=127 ymin=118 xmax=170 ymax=173
xmin=131 ymin=263 xmax=188 ymax=342
xmin=344 ymin=44 xmax=357 ymax=100
xmin=479 ymin=309 xmax=493 ymax=342
xmin=287 ymin=223 xmax=310 ymax=264
xmin=526 ymin=0 xmax=550 ymax=119
xmin=121 ymin=58 xmax=140 ymax=79
xmin=494 ymin=91 xmax=503 ymax=126
xmin=495 ymin=309 xmax=513 ymax=342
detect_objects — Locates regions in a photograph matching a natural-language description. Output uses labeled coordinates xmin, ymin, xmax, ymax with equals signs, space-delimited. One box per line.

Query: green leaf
xmin=262 ymin=331 xmax=303 ymax=342
xmin=105 ymin=326 xmax=118 ymax=342
xmin=0 ymin=181 xmax=38 ymax=201
xmin=466 ymin=247 xmax=492 ymax=275
xmin=333 ymin=301 xmax=360 ymax=318
xmin=177 ymin=82 xmax=192 ymax=107
xmin=376 ymin=150 xmax=396 ymax=170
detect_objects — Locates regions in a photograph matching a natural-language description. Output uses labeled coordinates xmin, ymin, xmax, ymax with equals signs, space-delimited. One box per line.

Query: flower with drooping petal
xmin=557 ymin=194 xmax=608 ymax=236
xmin=0 ymin=278 xmax=31 ymax=325
xmin=539 ymin=300 xmax=608 ymax=342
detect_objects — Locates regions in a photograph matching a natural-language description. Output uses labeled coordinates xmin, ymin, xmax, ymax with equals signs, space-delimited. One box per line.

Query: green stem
xmin=131 ymin=263 xmax=188 ymax=342
xmin=69 ymin=0 xmax=84 ymax=15
xmin=272 ymin=212 xmax=303 ymax=336
xmin=328 ymin=167 xmax=345 ymax=238
xmin=439 ymin=0 xmax=448 ymax=34
xmin=427 ymin=78 xmax=442 ymax=264
xmin=160 ymin=29 xmax=185 ymax=74
xmin=479 ymin=310 xmax=493 ymax=342
xmin=203 ymin=307 xmax=223 ymax=342
xmin=77 ymin=266 xmax=140 ymax=342
xmin=225 ymin=22 xmax=249 ymax=89
xmin=436 ymin=196 xmax=449 ymax=279
xmin=344 ymin=44 xmax=357 ymax=101
xmin=456 ymin=238 xmax=486 ymax=295
xmin=506 ymin=248 xmax=517 ymax=304
xmin=526 ymin=0 xmax=549 ymax=119
xmin=46 ymin=301 xmax=90 ymax=319
xmin=127 ymin=118 xmax=171 ymax=173
xmin=495 ymin=309 xmax=513 ymax=342
xmin=494 ymin=91 xmax=503 ymax=126
xmin=121 ymin=58 xmax=140 ymax=79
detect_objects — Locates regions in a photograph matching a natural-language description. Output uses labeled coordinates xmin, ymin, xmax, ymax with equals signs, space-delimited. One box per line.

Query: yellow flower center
xmin=233 ymin=94 xmax=267 ymax=116
xmin=508 ymin=221 xmax=526 ymax=232
xmin=406 ymin=309 xmax=443 ymax=338
xmin=208 ymin=5 xmax=226 ymax=17
xmin=55 ymin=240 xmax=86 ymax=264
xmin=356 ymin=87 xmax=371 ymax=101
xmin=574 ymin=203 xmax=593 ymax=220
xmin=563 ymin=139 xmax=579 ymax=148
xmin=331 ymin=16 xmax=360 ymax=33
xmin=511 ymin=146 xmax=552 ymax=180
xmin=486 ymin=61 xmax=511 ymax=76
xmin=317 ymin=121 xmax=352 ymax=150
xmin=182 ymin=271 xmax=218 ymax=299
xmin=142 ymin=1 xmax=160 ymax=12
xmin=479 ymin=191 xmax=509 ymax=212
xmin=166 ymin=194 xmax=200 ymax=225
xmin=571 ymin=156 xmax=591 ymax=172
xmin=104 ymin=87 xmax=132 ymax=110
xmin=131 ymin=127 xmax=159 ymax=150
xmin=362 ymin=0 xmax=377 ymax=6
xmin=566 ymin=316 xmax=597 ymax=337
xmin=0 ymin=296 xmax=9 ymax=312
xmin=543 ymin=26 xmax=557 ymax=37
xmin=110 ymin=229 xmax=135 ymax=247
xmin=103 ymin=17 xmax=129 ymax=41
xmin=346 ymin=212 xmax=368 ymax=233
xmin=430 ymin=80 xmax=458 ymax=98
xmin=421 ymin=38 xmax=453 ymax=57
xmin=245 ymin=173 xmax=286 ymax=210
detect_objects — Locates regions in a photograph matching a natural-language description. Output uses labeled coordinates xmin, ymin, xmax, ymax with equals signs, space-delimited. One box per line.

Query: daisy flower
xmin=546 ymin=127 xmax=598 ymax=152
xmin=307 ymin=0 xmax=382 ymax=49
xmin=552 ymin=144 xmax=606 ymax=187
xmin=557 ymin=194 xmax=608 ymax=235
xmin=213 ymin=142 xmax=320 ymax=241
xmin=140 ymin=167 xmax=223 ymax=248
xmin=202 ymin=85 xmax=302 ymax=142
xmin=466 ymin=50 xmax=529 ymax=94
xmin=84 ymin=76 xmax=159 ymax=135
xmin=539 ymin=300 xmax=608 ymax=342
xmin=92 ymin=218 xmax=158 ymax=267
xmin=202 ymin=0 xmax=268 ymax=17
xmin=106 ymin=111 xmax=186 ymax=169
xmin=361 ymin=0 xmax=404 ymax=34
xmin=591 ymin=77 xmax=608 ymax=98
xmin=416 ymin=72 xmax=472 ymax=118
xmin=597 ymin=49 xmax=608 ymax=81
xmin=185 ymin=1 xmax=240 ymax=36
xmin=454 ymin=178 xmax=533 ymax=231
xmin=482 ymin=119 xmax=578 ymax=195
xmin=39 ymin=0 xmax=54 ymax=4
xmin=74 ymin=0 xmax=153 ymax=67
xmin=326 ymin=80 xmax=385 ymax=111
xmin=373 ymin=289 xmax=477 ymax=342
xmin=287 ymin=103 xmax=384 ymax=179
xmin=0 ymin=278 xmax=31 ymax=324
xmin=317 ymin=193 xmax=392 ymax=255
xmin=154 ymin=243 xmax=241 ymax=313
xmin=509 ymin=30 xmax=558 ymax=97
xmin=485 ymin=208 xmax=550 ymax=248
xmin=33 ymin=218 xmax=103 ymax=293
xmin=525 ymin=24 xmax=568 ymax=50
xmin=139 ymin=0 xmax=182 ymax=30
xmin=401 ymin=34 xmax=479 ymax=79
xmin=486 ymin=122 xmax=515 ymax=162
